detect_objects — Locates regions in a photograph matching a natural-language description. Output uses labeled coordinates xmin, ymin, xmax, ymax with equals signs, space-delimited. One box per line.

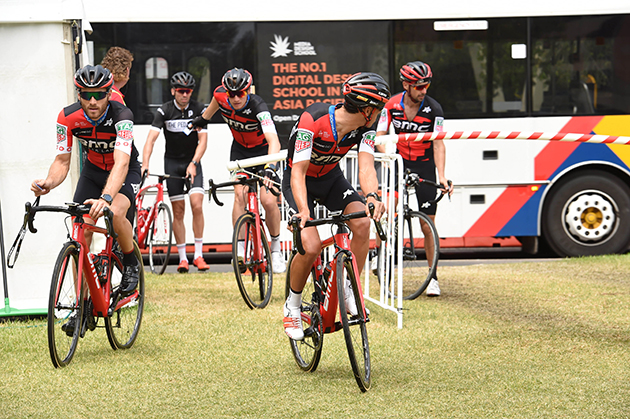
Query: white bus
xmin=83 ymin=0 xmax=630 ymax=258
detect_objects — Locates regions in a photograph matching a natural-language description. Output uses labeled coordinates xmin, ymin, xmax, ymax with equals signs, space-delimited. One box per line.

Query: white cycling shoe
xmin=345 ymin=281 xmax=370 ymax=317
xmin=272 ymin=251 xmax=286 ymax=274
xmin=426 ymin=278 xmax=441 ymax=297
xmin=283 ymin=301 xmax=304 ymax=341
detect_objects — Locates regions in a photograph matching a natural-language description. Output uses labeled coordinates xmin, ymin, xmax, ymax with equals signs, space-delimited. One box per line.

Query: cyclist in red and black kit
xmin=142 ymin=71 xmax=210 ymax=273
xmin=376 ymin=61 xmax=453 ymax=297
xmin=31 ymin=65 xmax=142 ymax=323
xmin=282 ymin=72 xmax=389 ymax=341
xmin=190 ymin=68 xmax=286 ymax=274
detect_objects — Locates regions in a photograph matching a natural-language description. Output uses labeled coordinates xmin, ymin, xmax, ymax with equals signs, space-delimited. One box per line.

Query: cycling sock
xmin=194 ymin=238 xmax=203 ymax=259
xmin=177 ymin=244 xmax=187 ymax=262
xmin=287 ymin=288 xmax=302 ymax=309
xmin=237 ymin=240 xmax=245 ymax=258
xmin=123 ymin=250 xmax=138 ymax=266
xmin=270 ymin=234 xmax=281 ymax=253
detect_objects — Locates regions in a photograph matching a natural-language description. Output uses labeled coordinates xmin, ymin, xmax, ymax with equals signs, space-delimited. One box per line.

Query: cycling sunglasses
xmin=175 ymin=88 xmax=193 ymax=95
xmin=79 ymin=91 xmax=108 ymax=101
xmin=227 ymin=90 xmax=247 ymax=98
xmin=411 ymin=83 xmax=430 ymax=91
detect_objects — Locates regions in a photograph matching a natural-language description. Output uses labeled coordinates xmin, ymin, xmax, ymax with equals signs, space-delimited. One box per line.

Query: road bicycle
xmin=135 ymin=172 xmax=189 ymax=274
xmin=286 ymin=203 xmax=386 ymax=392
xmin=14 ymin=198 xmax=144 ymax=368
xmin=208 ymin=171 xmax=279 ymax=309
xmin=375 ymin=170 xmax=450 ymax=300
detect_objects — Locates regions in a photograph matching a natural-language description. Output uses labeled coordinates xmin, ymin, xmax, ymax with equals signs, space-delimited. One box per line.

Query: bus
xmin=84 ymin=1 xmax=630 ymax=258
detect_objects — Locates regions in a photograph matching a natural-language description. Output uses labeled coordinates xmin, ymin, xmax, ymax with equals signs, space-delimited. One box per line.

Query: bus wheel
xmin=542 ymin=170 xmax=630 ymax=257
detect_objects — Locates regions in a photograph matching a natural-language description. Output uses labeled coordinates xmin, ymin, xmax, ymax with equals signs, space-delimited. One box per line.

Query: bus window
xmin=394 ymin=18 xmax=527 ymax=119
xmin=532 ymin=14 xmax=630 ymax=116
xmin=145 ymin=57 xmax=169 ymax=116
xmin=187 ymin=56 xmax=211 ymax=105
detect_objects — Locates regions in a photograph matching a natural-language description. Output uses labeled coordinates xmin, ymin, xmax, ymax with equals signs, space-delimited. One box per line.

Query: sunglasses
xmin=79 ymin=91 xmax=108 ymax=101
xmin=411 ymin=83 xmax=430 ymax=91
xmin=175 ymin=88 xmax=193 ymax=95
xmin=227 ymin=90 xmax=247 ymax=98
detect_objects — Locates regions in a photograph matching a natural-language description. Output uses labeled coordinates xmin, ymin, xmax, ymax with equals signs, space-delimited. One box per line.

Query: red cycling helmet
xmin=74 ymin=65 xmax=113 ymax=90
xmin=399 ymin=61 xmax=432 ymax=85
xmin=222 ymin=68 xmax=253 ymax=92
xmin=342 ymin=72 xmax=391 ymax=110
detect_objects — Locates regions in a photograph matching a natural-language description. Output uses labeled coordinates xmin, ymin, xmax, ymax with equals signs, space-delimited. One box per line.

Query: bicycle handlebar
xmin=290 ymin=203 xmax=385 ymax=255
xmin=208 ymin=170 xmax=280 ymax=207
xmin=404 ymin=169 xmax=452 ymax=205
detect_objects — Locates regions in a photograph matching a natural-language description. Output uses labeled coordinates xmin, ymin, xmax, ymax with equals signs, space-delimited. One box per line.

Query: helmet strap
xmin=359 ymin=107 xmax=376 ymax=127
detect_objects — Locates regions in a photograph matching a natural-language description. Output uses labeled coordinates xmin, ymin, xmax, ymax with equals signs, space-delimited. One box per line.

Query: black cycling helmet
xmin=342 ymin=72 xmax=391 ymax=110
xmin=74 ymin=65 xmax=113 ymax=90
xmin=170 ymin=71 xmax=196 ymax=89
xmin=222 ymin=68 xmax=253 ymax=92
xmin=399 ymin=61 xmax=432 ymax=84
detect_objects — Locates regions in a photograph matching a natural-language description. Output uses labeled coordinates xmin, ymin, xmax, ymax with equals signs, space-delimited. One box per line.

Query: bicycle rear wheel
xmin=105 ymin=242 xmax=145 ymax=349
xmin=148 ymin=203 xmax=173 ymax=275
xmin=337 ymin=252 xmax=371 ymax=392
xmin=232 ymin=213 xmax=273 ymax=309
xmin=284 ymin=252 xmax=323 ymax=372
xmin=48 ymin=242 xmax=85 ymax=368
xmin=379 ymin=211 xmax=440 ymax=300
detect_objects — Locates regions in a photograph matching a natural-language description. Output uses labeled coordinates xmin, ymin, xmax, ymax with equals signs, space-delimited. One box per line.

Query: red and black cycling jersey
xmin=213 ymin=86 xmax=277 ymax=148
xmin=56 ymin=100 xmax=139 ymax=171
xmin=377 ymin=92 xmax=444 ymax=162
xmin=150 ymin=99 xmax=208 ymax=160
xmin=287 ymin=103 xmax=376 ymax=178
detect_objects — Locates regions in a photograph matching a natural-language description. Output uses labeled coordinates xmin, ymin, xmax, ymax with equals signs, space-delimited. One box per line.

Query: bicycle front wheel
xmin=284 ymin=252 xmax=323 ymax=372
xmin=48 ymin=242 xmax=85 ymax=368
xmin=148 ymin=202 xmax=173 ymax=275
xmin=232 ymin=213 xmax=273 ymax=309
xmin=337 ymin=252 xmax=371 ymax=392
xmin=105 ymin=242 xmax=145 ymax=349
xmin=396 ymin=211 xmax=439 ymax=300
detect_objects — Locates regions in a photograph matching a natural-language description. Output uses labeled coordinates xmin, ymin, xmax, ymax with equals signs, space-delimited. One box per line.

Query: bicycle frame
xmin=312 ymin=225 xmax=367 ymax=334
xmin=135 ymin=178 xmax=166 ymax=249
xmin=243 ymin=180 xmax=266 ymax=270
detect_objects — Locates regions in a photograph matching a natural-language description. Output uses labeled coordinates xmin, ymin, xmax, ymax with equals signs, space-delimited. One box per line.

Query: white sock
xmin=237 ymin=240 xmax=245 ymax=258
xmin=286 ymin=289 xmax=302 ymax=309
xmin=194 ymin=238 xmax=203 ymax=260
xmin=177 ymin=244 xmax=187 ymax=262
xmin=270 ymin=234 xmax=281 ymax=253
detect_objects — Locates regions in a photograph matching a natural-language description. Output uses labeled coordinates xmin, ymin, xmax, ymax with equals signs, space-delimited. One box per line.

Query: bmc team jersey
xmin=287 ymin=103 xmax=376 ymax=178
xmin=150 ymin=100 xmax=208 ymax=160
xmin=56 ymin=100 xmax=139 ymax=171
xmin=377 ymin=92 xmax=444 ymax=163
xmin=213 ymin=86 xmax=277 ymax=148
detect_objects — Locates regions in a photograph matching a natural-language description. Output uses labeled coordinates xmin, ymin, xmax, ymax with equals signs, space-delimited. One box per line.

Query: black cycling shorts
xmin=230 ymin=141 xmax=269 ymax=175
xmin=163 ymin=157 xmax=204 ymax=200
xmin=400 ymin=159 xmax=438 ymax=216
xmin=282 ymin=165 xmax=364 ymax=219
xmin=73 ymin=159 xmax=141 ymax=223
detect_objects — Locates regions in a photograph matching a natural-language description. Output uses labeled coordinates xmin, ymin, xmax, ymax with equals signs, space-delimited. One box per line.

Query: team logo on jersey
xmin=363 ymin=132 xmax=375 ymax=150
xmin=104 ymin=118 xmax=113 ymax=126
xmin=435 ymin=117 xmax=444 ymax=132
xmin=422 ymin=106 xmax=432 ymax=113
xmin=243 ymin=108 xmax=252 ymax=115
xmin=258 ymin=112 xmax=274 ymax=127
xmin=295 ymin=129 xmax=313 ymax=152
xmin=270 ymin=34 xmax=317 ymax=57
xmin=56 ymin=124 xmax=67 ymax=143
xmin=115 ymin=121 xmax=133 ymax=140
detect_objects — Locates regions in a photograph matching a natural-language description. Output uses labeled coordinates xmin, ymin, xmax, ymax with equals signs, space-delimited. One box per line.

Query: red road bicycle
xmin=135 ymin=172 xmax=189 ymax=274
xmin=14 ymin=198 xmax=144 ymax=368
xmin=286 ymin=203 xmax=385 ymax=392
xmin=208 ymin=171 xmax=279 ymax=309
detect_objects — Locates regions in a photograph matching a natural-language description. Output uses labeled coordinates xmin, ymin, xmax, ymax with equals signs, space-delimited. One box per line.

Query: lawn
xmin=1 ymin=254 xmax=629 ymax=418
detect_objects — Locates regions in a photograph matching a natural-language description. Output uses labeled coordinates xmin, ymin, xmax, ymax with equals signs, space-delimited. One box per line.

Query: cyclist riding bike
xmin=375 ymin=61 xmax=453 ymax=297
xmin=282 ymin=72 xmax=389 ymax=341
xmin=190 ymin=67 xmax=286 ymax=274
xmin=31 ymin=64 xmax=142 ymax=315
xmin=142 ymin=71 xmax=210 ymax=273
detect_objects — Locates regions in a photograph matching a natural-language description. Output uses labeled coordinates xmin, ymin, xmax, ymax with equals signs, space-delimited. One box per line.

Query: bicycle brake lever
xmin=290 ymin=217 xmax=305 ymax=255
xmin=368 ymin=203 xmax=386 ymax=241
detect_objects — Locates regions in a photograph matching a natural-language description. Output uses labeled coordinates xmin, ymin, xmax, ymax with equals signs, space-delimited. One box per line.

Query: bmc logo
xmin=224 ymin=117 xmax=259 ymax=132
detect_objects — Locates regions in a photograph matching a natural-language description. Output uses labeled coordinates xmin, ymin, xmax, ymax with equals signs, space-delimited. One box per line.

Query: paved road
xmin=147 ymin=247 xmax=561 ymax=274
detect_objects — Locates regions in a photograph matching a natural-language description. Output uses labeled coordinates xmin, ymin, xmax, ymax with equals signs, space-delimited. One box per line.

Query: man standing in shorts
xmin=376 ymin=61 xmax=453 ymax=296
xmin=189 ymin=68 xmax=286 ymax=274
xmin=142 ymin=71 xmax=209 ymax=273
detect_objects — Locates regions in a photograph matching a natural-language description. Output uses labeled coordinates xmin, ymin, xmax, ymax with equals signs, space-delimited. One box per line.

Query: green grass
xmin=2 ymin=255 xmax=630 ymax=418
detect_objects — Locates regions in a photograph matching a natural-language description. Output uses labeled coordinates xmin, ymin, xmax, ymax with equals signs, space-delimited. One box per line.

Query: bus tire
xmin=542 ymin=170 xmax=630 ymax=257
